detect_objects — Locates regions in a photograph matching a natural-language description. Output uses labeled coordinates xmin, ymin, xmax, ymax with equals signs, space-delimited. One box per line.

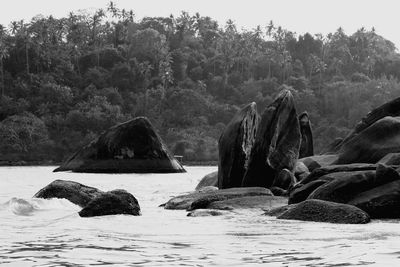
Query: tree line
xmin=1 ymin=2 xmax=400 ymax=163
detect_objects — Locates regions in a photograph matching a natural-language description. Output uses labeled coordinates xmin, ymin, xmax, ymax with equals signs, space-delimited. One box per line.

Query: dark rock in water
xmin=242 ymin=90 xmax=301 ymax=188
xmin=299 ymin=112 xmax=314 ymax=158
xmin=33 ymin=180 xmax=102 ymax=207
xmin=308 ymin=164 xmax=400 ymax=204
xmin=272 ymin=169 xmax=296 ymax=190
xmin=163 ymin=187 xmax=272 ymax=210
xmin=218 ymin=102 xmax=259 ymax=189
xmin=187 ymin=209 xmax=231 ymax=217
xmin=378 ymin=153 xmax=400 ymax=165
xmin=79 ymin=189 xmax=140 ymax=217
xmin=277 ymin=199 xmax=370 ymax=224
xmin=54 ymin=117 xmax=185 ymax=173
xmin=300 ymin=163 xmax=379 ymax=186
xmin=348 ymin=180 xmax=400 ymax=218
xmin=335 ymin=116 xmax=400 ymax=164
xmin=289 ymin=179 xmax=330 ymax=204
xmin=298 ymin=155 xmax=338 ymax=172
xmin=207 ymin=195 xmax=288 ymax=211
xmin=195 ymin=171 xmax=218 ymax=190
xmin=331 ymin=96 xmax=400 ymax=153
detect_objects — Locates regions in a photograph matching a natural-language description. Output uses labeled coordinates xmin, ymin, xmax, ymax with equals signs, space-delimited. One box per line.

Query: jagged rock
xmin=33 ymin=180 xmax=103 ymax=207
xmin=163 ymin=187 xmax=272 ymax=210
xmin=298 ymin=155 xmax=338 ymax=172
xmin=308 ymin=164 xmax=400 ymax=204
xmin=206 ymin=196 xmax=288 ymax=211
xmin=331 ymin=96 xmax=400 ymax=152
xmin=277 ymin=199 xmax=370 ymax=224
xmin=79 ymin=189 xmax=140 ymax=217
xmin=294 ymin=161 xmax=309 ymax=177
xmin=218 ymin=102 xmax=259 ymax=189
xmin=299 ymin=112 xmax=314 ymax=158
xmin=335 ymin=116 xmax=400 ymax=164
xmin=195 ymin=171 xmax=218 ymax=190
xmin=187 ymin=209 xmax=231 ymax=217
xmin=242 ymin=90 xmax=301 ymax=188
xmin=348 ymin=180 xmax=400 ymax=218
xmin=378 ymin=153 xmax=400 ymax=165
xmin=54 ymin=117 xmax=185 ymax=173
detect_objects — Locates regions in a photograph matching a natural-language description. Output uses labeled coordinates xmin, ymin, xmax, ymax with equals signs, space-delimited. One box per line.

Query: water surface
xmin=1 ymin=166 xmax=400 ymax=266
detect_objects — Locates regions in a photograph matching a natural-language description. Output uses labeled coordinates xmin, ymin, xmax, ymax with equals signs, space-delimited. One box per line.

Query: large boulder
xmin=242 ymin=90 xmax=301 ymax=188
xmin=299 ymin=112 xmax=314 ymax=158
xmin=195 ymin=171 xmax=218 ymax=190
xmin=54 ymin=117 xmax=185 ymax=173
xmin=348 ymin=180 xmax=400 ymax=218
xmin=206 ymin=195 xmax=287 ymax=211
xmin=378 ymin=153 xmax=400 ymax=165
xmin=163 ymin=187 xmax=272 ymax=210
xmin=331 ymin=96 xmax=400 ymax=152
xmin=308 ymin=165 xmax=400 ymax=204
xmin=335 ymin=116 xmax=400 ymax=164
xmin=79 ymin=189 xmax=141 ymax=217
xmin=277 ymin=199 xmax=370 ymax=224
xmin=218 ymin=102 xmax=259 ymax=189
xmin=33 ymin=180 xmax=102 ymax=207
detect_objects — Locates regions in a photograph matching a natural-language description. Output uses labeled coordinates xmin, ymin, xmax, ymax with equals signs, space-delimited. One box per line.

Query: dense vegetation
xmin=1 ymin=2 xmax=400 ymax=163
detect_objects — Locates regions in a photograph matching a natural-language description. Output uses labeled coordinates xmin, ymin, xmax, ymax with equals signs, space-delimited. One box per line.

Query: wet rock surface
xmin=299 ymin=112 xmax=314 ymax=158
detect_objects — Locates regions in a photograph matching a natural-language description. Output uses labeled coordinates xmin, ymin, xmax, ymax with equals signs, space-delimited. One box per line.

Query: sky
xmin=1 ymin=0 xmax=400 ymax=48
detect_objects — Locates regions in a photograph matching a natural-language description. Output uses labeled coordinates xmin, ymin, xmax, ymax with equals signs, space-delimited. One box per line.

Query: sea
xmin=1 ymin=166 xmax=400 ymax=266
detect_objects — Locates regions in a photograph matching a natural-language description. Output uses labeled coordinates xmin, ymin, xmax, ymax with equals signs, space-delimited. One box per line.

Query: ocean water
xmin=1 ymin=166 xmax=400 ymax=266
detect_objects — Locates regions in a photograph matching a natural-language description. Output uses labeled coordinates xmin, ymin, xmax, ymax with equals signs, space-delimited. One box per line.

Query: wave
xmin=2 ymin=197 xmax=80 ymax=216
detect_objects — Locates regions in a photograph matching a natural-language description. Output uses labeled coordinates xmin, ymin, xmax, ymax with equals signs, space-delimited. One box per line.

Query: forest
xmin=1 ymin=2 xmax=400 ymax=164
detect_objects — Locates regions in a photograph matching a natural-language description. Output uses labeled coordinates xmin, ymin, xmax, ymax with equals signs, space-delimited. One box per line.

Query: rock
xmin=348 ymin=180 xmax=400 ymax=218
xmin=218 ymin=102 xmax=259 ymax=189
xmin=277 ymin=199 xmax=370 ymax=224
xmin=187 ymin=209 xmax=231 ymax=217
xmin=270 ymin=186 xmax=288 ymax=196
xmin=331 ymin=96 xmax=400 ymax=153
xmin=195 ymin=171 xmax=218 ymax=190
xmin=298 ymin=155 xmax=338 ymax=172
xmin=294 ymin=161 xmax=309 ymax=177
xmin=289 ymin=179 xmax=330 ymax=204
xmin=198 ymin=186 xmax=219 ymax=193
xmin=79 ymin=189 xmax=140 ymax=217
xmin=264 ymin=204 xmax=296 ymax=217
xmin=242 ymin=90 xmax=301 ymax=188
xmin=163 ymin=187 xmax=272 ymax=210
xmin=378 ymin=153 xmax=400 ymax=165
xmin=335 ymin=116 xmax=400 ymax=164
xmin=300 ymin=163 xmax=379 ymax=186
xmin=33 ymin=180 xmax=103 ymax=207
xmin=308 ymin=164 xmax=400 ymax=204
xmin=54 ymin=117 xmax=185 ymax=173
xmin=207 ymin=195 xmax=288 ymax=211
xmin=272 ymin=169 xmax=296 ymax=190
xmin=299 ymin=112 xmax=314 ymax=158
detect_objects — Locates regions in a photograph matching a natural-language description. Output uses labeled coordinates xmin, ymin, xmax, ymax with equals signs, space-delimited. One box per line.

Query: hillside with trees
xmin=1 ymin=2 xmax=400 ymax=164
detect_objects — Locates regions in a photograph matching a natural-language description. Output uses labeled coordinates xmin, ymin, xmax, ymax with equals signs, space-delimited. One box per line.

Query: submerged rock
xmin=163 ymin=187 xmax=272 ymax=210
xmin=195 ymin=171 xmax=218 ymax=190
xmin=277 ymin=199 xmax=370 ymax=224
xmin=242 ymin=90 xmax=301 ymax=188
xmin=218 ymin=102 xmax=259 ymax=189
xmin=33 ymin=180 xmax=102 ymax=207
xmin=79 ymin=189 xmax=140 ymax=217
xmin=299 ymin=112 xmax=314 ymax=158
xmin=187 ymin=209 xmax=231 ymax=217
xmin=207 ymin=195 xmax=288 ymax=211
xmin=54 ymin=117 xmax=185 ymax=173
xmin=335 ymin=116 xmax=400 ymax=164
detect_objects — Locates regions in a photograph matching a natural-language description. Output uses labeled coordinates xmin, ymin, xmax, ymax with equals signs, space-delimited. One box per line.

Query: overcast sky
xmin=1 ymin=0 xmax=399 ymax=48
